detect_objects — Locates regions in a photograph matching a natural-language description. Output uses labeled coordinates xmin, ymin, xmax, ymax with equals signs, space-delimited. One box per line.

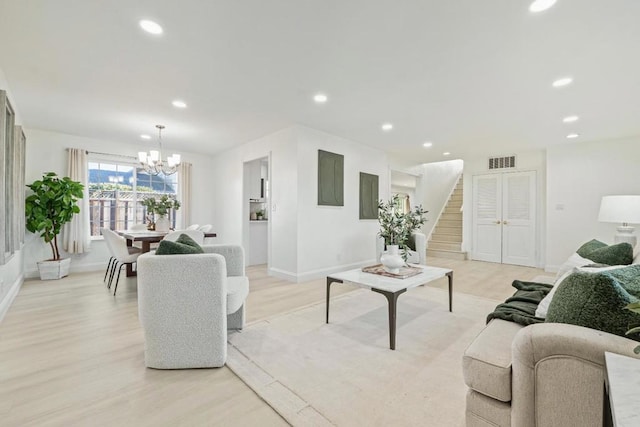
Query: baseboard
xmin=25 ymin=261 xmax=106 ymax=279
xmin=0 ymin=273 xmax=24 ymax=323
xmin=269 ymin=260 xmax=376 ymax=283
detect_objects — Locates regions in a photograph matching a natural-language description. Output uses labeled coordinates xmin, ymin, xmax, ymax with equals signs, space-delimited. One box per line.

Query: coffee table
xmin=326 ymin=265 xmax=453 ymax=350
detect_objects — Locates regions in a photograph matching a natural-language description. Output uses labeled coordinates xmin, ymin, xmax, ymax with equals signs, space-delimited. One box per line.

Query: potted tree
xmin=25 ymin=172 xmax=84 ymax=280
xmin=141 ymin=195 xmax=180 ymax=232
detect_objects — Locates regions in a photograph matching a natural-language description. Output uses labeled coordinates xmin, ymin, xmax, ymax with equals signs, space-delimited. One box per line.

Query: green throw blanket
xmin=486 ymin=280 xmax=553 ymax=326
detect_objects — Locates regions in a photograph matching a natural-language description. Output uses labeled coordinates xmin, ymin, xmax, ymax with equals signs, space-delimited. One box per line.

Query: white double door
xmin=472 ymin=171 xmax=536 ymax=267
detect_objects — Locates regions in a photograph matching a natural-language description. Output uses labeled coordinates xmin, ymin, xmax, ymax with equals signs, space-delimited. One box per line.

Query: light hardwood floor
xmin=0 ymin=258 xmax=547 ymax=426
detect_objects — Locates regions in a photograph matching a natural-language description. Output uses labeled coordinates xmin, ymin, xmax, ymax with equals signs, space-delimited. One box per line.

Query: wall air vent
xmin=488 ymin=155 xmax=516 ymax=170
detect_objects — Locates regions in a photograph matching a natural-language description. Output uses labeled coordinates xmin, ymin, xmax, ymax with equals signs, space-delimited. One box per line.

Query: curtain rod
xmin=68 ymin=148 xmax=137 ymax=160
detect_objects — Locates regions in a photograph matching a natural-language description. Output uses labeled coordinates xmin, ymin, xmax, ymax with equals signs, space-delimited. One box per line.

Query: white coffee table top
xmin=605 ymin=351 xmax=640 ymax=427
xmin=329 ymin=265 xmax=452 ymax=293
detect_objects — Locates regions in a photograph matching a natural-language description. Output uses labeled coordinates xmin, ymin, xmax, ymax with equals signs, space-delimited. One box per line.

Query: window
xmin=88 ymin=158 xmax=179 ymax=236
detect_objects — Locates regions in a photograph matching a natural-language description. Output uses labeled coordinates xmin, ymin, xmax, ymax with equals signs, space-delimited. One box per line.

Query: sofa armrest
xmin=202 ymin=244 xmax=245 ymax=276
xmin=511 ymin=323 xmax=639 ymax=427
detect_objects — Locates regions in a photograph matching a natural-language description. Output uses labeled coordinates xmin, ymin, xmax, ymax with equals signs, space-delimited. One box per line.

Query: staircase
xmin=426 ymin=176 xmax=467 ymax=260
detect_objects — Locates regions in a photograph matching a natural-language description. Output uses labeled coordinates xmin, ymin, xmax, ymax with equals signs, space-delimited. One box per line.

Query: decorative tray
xmin=361 ymin=264 xmax=423 ymax=279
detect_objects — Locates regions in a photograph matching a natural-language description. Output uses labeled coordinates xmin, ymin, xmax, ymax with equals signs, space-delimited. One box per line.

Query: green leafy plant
xmin=141 ymin=195 xmax=180 ymax=216
xmin=25 ymin=172 xmax=84 ymax=261
xmin=378 ymin=194 xmax=428 ymax=259
xmin=624 ymin=302 xmax=640 ymax=354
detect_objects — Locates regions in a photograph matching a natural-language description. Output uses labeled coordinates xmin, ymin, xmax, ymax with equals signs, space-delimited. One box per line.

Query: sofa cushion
xmin=227 ymin=276 xmax=249 ymax=315
xmin=554 ymin=252 xmax=593 ymax=281
xmin=463 ymin=319 xmax=524 ymax=402
xmin=546 ymin=268 xmax=640 ymax=339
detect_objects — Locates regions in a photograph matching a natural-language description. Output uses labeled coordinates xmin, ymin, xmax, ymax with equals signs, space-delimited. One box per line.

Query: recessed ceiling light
xmin=381 ymin=123 xmax=393 ymax=132
xmin=529 ymin=0 xmax=557 ymax=13
xmin=566 ymin=133 xmax=580 ymax=139
xmin=423 ymin=142 xmax=433 ymax=148
xmin=139 ymin=20 xmax=163 ymax=35
xmin=172 ymin=100 xmax=187 ymax=108
xmin=443 ymin=152 xmax=451 ymax=156
xmin=313 ymin=93 xmax=328 ymax=103
xmin=563 ymin=115 xmax=579 ymax=123
xmin=552 ymin=77 xmax=573 ymax=88
xmin=140 ymin=134 xmax=151 ymax=140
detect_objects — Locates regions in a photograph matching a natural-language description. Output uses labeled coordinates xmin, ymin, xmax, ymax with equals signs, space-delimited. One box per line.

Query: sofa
xmin=463 ymin=241 xmax=640 ymax=427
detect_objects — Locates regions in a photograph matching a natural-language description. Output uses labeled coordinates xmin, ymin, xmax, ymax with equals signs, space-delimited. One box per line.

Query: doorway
xmin=472 ymin=171 xmax=536 ymax=267
xmin=243 ymin=156 xmax=269 ymax=267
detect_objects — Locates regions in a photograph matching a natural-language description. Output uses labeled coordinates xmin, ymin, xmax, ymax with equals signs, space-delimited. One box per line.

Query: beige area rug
xmin=227 ymin=286 xmax=500 ymax=426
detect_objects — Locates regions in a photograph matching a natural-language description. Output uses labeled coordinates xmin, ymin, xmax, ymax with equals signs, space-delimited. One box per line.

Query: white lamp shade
xmin=149 ymin=150 xmax=160 ymax=162
xmin=138 ymin=152 xmax=147 ymax=163
xmin=598 ymin=195 xmax=640 ymax=224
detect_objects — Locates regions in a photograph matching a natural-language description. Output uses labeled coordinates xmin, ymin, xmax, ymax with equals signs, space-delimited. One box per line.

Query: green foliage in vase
xmin=378 ymin=194 xmax=428 ymax=260
xmin=624 ymin=302 xmax=640 ymax=354
xmin=25 ymin=172 xmax=84 ymax=261
xmin=141 ymin=195 xmax=181 ymax=216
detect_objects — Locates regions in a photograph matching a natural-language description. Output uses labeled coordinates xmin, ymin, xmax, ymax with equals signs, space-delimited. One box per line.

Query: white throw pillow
xmin=554 ymin=252 xmax=593 ymax=282
xmin=535 ymin=269 xmax=575 ymax=319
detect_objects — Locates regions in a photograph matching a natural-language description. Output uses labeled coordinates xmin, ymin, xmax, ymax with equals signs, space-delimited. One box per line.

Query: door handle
xmin=495 ymin=220 xmax=501 ymax=224
xmin=503 ymin=220 xmax=508 ymax=225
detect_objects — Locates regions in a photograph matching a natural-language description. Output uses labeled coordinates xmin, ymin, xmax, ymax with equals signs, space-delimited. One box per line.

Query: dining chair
xmin=197 ymin=224 xmax=212 ymax=232
xmin=102 ymin=228 xmax=142 ymax=295
xmin=186 ymin=224 xmax=200 ymax=230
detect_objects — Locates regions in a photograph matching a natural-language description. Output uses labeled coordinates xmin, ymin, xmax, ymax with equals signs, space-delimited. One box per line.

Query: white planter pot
xmin=155 ymin=215 xmax=170 ymax=232
xmin=37 ymin=258 xmax=71 ymax=280
xmin=380 ymin=244 xmax=404 ymax=274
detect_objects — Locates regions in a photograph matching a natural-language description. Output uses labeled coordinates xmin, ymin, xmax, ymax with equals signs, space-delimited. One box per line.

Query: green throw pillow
xmin=176 ymin=233 xmax=203 ymax=250
xmin=156 ymin=234 xmax=204 ymax=255
xmin=546 ymin=271 xmax=640 ymax=340
xmin=576 ymin=239 xmax=607 ymax=257
xmin=575 ymin=239 xmax=633 ymax=265
xmin=585 ymin=243 xmax=633 ymax=265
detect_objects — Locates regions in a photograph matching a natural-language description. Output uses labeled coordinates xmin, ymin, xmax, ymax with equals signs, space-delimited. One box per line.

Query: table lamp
xmin=598 ymin=195 xmax=640 ymax=247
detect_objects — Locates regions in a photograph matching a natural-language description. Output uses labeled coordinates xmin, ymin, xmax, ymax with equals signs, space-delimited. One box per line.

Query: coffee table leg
xmin=446 ymin=271 xmax=453 ymax=312
xmin=326 ymin=277 xmax=343 ymax=323
xmin=371 ymin=288 xmax=407 ymax=350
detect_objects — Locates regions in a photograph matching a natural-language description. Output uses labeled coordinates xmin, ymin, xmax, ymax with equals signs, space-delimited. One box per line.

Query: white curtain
xmin=63 ymin=148 xmax=91 ymax=253
xmin=178 ymin=162 xmax=192 ymax=229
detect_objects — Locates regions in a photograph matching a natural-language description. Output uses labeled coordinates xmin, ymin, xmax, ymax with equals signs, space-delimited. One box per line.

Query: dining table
xmin=116 ymin=230 xmax=217 ymax=276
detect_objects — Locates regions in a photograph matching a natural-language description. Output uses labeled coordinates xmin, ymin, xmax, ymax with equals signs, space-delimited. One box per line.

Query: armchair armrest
xmin=202 ymin=244 xmax=245 ymax=276
xmin=511 ymin=323 xmax=640 ymax=427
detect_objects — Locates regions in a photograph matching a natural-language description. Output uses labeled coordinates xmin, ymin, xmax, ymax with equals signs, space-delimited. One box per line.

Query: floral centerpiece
xmin=378 ymin=194 xmax=428 ymax=264
xmin=142 ymin=195 xmax=180 ymax=231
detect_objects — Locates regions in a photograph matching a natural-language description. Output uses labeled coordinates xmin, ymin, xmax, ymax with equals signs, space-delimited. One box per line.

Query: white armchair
xmin=376 ymin=232 xmax=427 ymax=265
xmin=137 ymin=244 xmax=248 ymax=369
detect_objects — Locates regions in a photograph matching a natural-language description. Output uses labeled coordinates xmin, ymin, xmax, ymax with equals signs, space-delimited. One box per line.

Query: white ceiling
xmin=1 ymin=1 xmax=639 ymax=165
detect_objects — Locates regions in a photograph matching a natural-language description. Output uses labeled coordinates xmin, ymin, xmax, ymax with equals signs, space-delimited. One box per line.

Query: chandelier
xmin=137 ymin=125 xmax=181 ymax=176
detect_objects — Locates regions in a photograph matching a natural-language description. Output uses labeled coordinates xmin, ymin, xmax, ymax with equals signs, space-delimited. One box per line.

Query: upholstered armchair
xmin=137 ymin=244 xmax=249 ymax=369
xmin=376 ymin=232 xmax=427 ymax=265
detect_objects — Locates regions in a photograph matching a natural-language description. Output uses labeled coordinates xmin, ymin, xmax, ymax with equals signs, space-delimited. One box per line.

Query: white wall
xmin=546 ymin=136 xmax=640 ymax=271
xmin=295 ymin=126 xmax=389 ymax=280
xmin=23 ymin=129 xmax=216 ymax=277
xmin=462 ymin=149 xmax=547 ymax=267
xmin=411 ymin=160 xmax=463 ymax=239
xmin=210 ymin=125 xmax=389 ymax=282
xmin=210 ymin=127 xmax=299 ymax=274
xmin=0 ymin=68 xmax=25 ymax=321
